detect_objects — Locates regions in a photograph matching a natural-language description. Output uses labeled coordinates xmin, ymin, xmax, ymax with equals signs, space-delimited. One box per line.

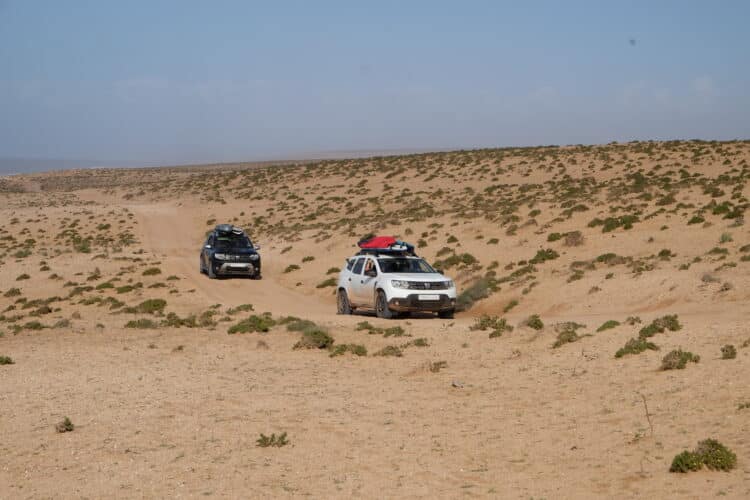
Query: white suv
xmin=336 ymin=252 xmax=457 ymax=319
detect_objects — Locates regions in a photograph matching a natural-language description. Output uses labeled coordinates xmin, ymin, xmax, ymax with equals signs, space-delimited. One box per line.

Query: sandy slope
xmin=1 ymin=141 xmax=749 ymax=498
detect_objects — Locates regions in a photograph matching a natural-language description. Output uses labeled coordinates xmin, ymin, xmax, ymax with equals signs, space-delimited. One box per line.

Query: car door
xmin=346 ymin=258 xmax=365 ymax=304
xmin=202 ymin=235 xmax=214 ymax=269
xmin=351 ymin=257 xmax=378 ymax=307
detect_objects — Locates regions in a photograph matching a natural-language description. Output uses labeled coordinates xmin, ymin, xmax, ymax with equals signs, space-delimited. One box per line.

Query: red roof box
xmin=358 ymin=236 xmax=397 ymax=249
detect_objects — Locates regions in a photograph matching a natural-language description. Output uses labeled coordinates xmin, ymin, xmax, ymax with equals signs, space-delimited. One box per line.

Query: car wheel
xmin=337 ymin=289 xmax=352 ymax=315
xmin=200 ymin=259 xmax=206 ymax=274
xmin=375 ymin=290 xmax=394 ymax=319
xmin=207 ymin=264 xmax=217 ymax=279
xmin=438 ymin=309 xmax=455 ymax=319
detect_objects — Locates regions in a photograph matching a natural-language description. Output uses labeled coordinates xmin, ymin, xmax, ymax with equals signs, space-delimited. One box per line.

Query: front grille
xmin=226 ymin=254 xmax=253 ymax=262
xmin=407 ymin=281 xmax=450 ymax=290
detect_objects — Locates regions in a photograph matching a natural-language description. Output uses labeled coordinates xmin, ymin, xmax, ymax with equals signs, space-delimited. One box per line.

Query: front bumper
xmin=388 ymin=294 xmax=455 ymax=312
xmin=214 ymin=261 xmax=260 ymax=276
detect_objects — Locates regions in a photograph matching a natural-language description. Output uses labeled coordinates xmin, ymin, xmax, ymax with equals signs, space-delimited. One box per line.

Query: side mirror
xmin=204 ymin=245 xmax=212 ymax=249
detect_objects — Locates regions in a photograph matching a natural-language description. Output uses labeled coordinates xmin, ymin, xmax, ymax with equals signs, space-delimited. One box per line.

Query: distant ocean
xmin=0 ymin=158 xmax=110 ymax=175
xmin=0 ymin=148 xmax=454 ymax=176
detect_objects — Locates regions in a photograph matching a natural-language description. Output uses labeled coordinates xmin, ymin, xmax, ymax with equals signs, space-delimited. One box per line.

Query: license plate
xmin=418 ymin=294 xmax=440 ymax=301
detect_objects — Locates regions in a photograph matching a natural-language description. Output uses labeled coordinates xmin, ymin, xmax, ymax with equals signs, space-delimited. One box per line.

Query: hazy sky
xmin=1 ymin=1 xmax=749 ymax=166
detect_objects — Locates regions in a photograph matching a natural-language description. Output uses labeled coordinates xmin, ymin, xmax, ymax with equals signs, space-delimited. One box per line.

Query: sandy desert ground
xmin=1 ymin=140 xmax=749 ymax=498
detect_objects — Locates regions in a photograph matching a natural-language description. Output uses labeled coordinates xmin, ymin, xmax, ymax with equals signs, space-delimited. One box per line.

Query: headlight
xmin=214 ymin=253 xmax=229 ymax=260
xmin=249 ymin=254 xmax=259 ymax=260
xmin=445 ymin=280 xmax=455 ymax=288
xmin=391 ymin=280 xmax=409 ymax=289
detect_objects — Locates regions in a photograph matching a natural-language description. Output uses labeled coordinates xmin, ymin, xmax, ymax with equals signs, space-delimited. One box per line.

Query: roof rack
xmin=356 ymin=235 xmax=417 ymax=257
xmin=215 ymin=224 xmax=244 ymax=235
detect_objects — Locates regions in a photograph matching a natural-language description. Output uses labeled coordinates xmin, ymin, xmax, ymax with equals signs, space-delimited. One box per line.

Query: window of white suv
xmin=352 ymin=258 xmax=365 ymax=274
xmin=377 ymin=257 xmax=436 ymax=273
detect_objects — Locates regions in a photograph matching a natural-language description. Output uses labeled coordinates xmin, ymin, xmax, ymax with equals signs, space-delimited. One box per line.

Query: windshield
xmin=377 ymin=258 xmax=436 ymax=274
xmin=214 ymin=233 xmax=253 ymax=250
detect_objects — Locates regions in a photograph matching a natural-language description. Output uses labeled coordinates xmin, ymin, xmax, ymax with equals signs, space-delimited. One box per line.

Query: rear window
xmin=352 ymin=258 xmax=365 ymax=275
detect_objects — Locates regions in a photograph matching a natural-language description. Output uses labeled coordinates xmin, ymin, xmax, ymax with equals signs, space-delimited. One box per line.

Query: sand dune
xmin=1 ymin=140 xmax=749 ymax=498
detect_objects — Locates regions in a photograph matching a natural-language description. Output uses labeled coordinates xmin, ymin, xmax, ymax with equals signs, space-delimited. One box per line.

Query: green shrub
xmin=256 ymin=432 xmax=289 ymax=448
xmin=698 ymin=439 xmax=737 ymax=471
xmin=596 ymin=320 xmax=620 ymax=332
xmin=294 ymin=329 xmax=334 ymax=349
xmin=3 ymin=288 xmax=21 ymax=298
xmin=226 ymin=304 xmax=254 ymax=315
xmin=55 ymin=417 xmax=75 ymax=433
xmin=638 ymin=315 xmax=681 ymax=339
xmin=228 ymin=314 xmax=276 ymax=334
xmin=373 ymin=345 xmax=403 ymax=357
xmin=553 ymin=329 xmax=582 ymax=348
xmin=470 ymin=315 xmax=513 ymax=338
xmin=503 ymin=299 xmax=519 ymax=313
xmin=283 ymin=264 xmax=300 ymax=273
xmin=547 ymin=232 xmax=562 ymax=242
xmin=326 ymin=267 xmax=340 ymax=275
xmin=670 ymin=451 xmax=703 ymax=473
xmin=142 ymin=267 xmax=161 ymax=276
xmin=529 ymin=249 xmax=559 ymax=264
xmin=615 ymin=337 xmax=659 ymax=358
xmin=301 ymin=256 xmax=315 ymax=263
xmin=125 ymin=318 xmax=158 ymax=329
xmin=355 ymin=321 xmax=405 ymax=337
xmin=316 ymin=278 xmax=337 ymax=288
xmin=660 ymin=349 xmax=700 ymax=370
xmin=721 ymin=344 xmax=737 ymax=359
xmin=0 ymin=355 xmax=14 ymax=365
xmin=16 ymin=273 xmax=30 ymax=281
xmin=525 ymin=314 xmax=544 ymax=330
xmin=670 ymin=439 xmax=737 ymax=473
xmin=329 ymin=344 xmax=367 ymax=357
xmin=455 ymin=276 xmax=498 ymax=311
xmin=131 ymin=299 xmax=167 ymax=314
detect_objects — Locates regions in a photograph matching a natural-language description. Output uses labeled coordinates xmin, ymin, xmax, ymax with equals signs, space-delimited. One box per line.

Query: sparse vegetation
xmin=55 ymin=417 xmax=75 ymax=433
xmin=615 ymin=338 xmax=659 ymax=358
xmin=329 ymin=344 xmax=367 ymax=357
xmin=721 ymin=344 xmax=737 ymax=359
xmin=524 ymin=314 xmax=544 ymax=330
xmin=125 ymin=318 xmax=158 ymax=329
xmin=228 ymin=314 xmax=276 ymax=334
xmin=670 ymin=439 xmax=736 ymax=473
xmin=256 ymin=432 xmax=289 ymax=448
xmin=470 ymin=315 xmax=513 ymax=338
xmin=596 ymin=320 xmax=620 ymax=332
xmin=660 ymin=349 xmax=700 ymax=370
xmin=373 ymin=345 xmax=403 ymax=357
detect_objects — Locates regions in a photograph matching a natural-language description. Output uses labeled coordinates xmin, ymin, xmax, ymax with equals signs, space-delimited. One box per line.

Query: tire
xmin=207 ymin=264 xmax=217 ymax=279
xmin=337 ymin=289 xmax=352 ymax=315
xmin=438 ymin=309 xmax=455 ymax=319
xmin=375 ymin=290 xmax=394 ymax=319
xmin=200 ymin=260 xmax=206 ymax=274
